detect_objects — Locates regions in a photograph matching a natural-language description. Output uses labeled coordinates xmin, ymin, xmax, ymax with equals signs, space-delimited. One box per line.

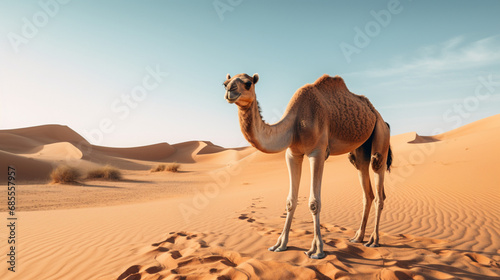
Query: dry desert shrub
xmin=165 ymin=162 xmax=180 ymax=172
xmin=86 ymin=165 xmax=122 ymax=180
xmin=150 ymin=164 xmax=166 ymax=172
xmin=151 ymin=163 xmax=180 ymax=173
xmin=51 ymin=165 xmax=81 ymax=184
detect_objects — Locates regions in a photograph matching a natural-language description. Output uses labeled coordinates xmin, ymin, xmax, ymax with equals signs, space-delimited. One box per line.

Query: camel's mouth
xmin=225 ymin=91 xmax=241 ymax=103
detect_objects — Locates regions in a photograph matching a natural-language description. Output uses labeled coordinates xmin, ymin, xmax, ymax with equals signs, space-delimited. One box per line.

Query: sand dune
xmin=0 ymin=115 xmax=499 ymax=279
xmin=0 ymin=150 xmax=54 ymax=182
xmin=0 ymin=128 xmax=252 ymax=181
xmin=0 ymin=132 xmax=44 ymax=154
xmin=197 ymin=141 xmax=227 ymax=154
xmin=168 ymin=141 xmax=209 ymax=163
xmin=20 ymin=142 xmax=83 ymax=160
xmin=196 ymin=146 xmax=256 ymax=164
xmin=91 ymin=143 xmax=176 ymax=161
xmin=0 ymin=124 xmax=90 ymax=146
xmin=435 ymin=114 xmax=500 ymax=140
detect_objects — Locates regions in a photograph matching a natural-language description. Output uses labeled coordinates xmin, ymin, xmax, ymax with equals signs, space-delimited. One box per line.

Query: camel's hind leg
xmin=348 ymin=141 xmax=374 ymax=244
xmin=365 ymin=120 xmax=391 ymax=247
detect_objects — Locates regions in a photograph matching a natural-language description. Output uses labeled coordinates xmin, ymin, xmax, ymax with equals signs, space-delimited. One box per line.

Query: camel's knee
xmin=286 ymin=198 xmax=297 ymax=212
xmin=374 ymin=197 xmax=384 ymax=210
xmin=309 ymin=199 xmax=320 ymax=215
xmin=371 ymin=152 xmax=384 ymax=171
xmin=363 ymin=192 xmax=374 ymax=205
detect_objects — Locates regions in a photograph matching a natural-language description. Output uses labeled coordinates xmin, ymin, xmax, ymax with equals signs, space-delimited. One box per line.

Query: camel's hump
xmin=312 ymin=74 xmax=349 ymax=92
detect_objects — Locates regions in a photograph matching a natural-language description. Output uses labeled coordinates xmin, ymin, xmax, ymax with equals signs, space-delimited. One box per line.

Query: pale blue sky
xmin=1 ymin=0 xmax=499 ymax=148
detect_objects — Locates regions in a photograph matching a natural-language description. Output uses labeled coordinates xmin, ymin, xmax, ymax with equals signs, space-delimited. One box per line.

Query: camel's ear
xmin=252 ymin=73 xmax=259 ymax=84
xmin=226 ymin=73 xmax=231 ymax=80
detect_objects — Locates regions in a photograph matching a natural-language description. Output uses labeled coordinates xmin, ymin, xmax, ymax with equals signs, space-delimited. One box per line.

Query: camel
xmin=223 ymin=73 xmax=392 ymax=259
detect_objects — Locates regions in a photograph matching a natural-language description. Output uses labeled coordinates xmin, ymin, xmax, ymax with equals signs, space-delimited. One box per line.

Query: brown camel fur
xmin=223 ymin=73 xmax=392 ymax=259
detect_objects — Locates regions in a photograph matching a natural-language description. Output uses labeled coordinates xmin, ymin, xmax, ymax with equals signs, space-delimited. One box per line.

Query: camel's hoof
xmin=275 ymin=247 xmax=287 ymax=252
xmin=364 ymin=242 xmax=380 ymax=248
xmin=304 ymin=251 xmax=326 ymax=259
xmin=349 ymin=238 xmax=363 ymax=243
xmin=269 ymin=246 xmax=287 ymax=252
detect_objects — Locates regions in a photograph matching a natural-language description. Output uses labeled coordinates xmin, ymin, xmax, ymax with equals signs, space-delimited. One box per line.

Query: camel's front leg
xmin=305 ymin=151 xmax=326 ymax=259
xmin=269 ymin=149 xmax=303 ymax=252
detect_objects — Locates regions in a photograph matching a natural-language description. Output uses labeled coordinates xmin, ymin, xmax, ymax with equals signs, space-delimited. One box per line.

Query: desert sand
xmin=1 ymin=115 xmax=499 ymax=280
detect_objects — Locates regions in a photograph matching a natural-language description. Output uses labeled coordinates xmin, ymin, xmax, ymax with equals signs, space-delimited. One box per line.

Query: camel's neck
xmin=238 ymin=100 xmax=296 ymax=153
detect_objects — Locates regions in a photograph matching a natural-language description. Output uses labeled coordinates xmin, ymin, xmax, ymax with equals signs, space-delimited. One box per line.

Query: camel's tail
xmin=386 ymin=122 xmax=393 ymax=173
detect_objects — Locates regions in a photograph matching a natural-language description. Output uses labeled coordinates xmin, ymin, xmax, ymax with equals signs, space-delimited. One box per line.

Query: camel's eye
xmin=244 ymin=81 xmax=252 ymax=90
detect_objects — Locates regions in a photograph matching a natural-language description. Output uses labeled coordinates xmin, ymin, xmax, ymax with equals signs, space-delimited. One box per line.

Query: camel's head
xmin=223 ymin=73 xmax=259 ymax=107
